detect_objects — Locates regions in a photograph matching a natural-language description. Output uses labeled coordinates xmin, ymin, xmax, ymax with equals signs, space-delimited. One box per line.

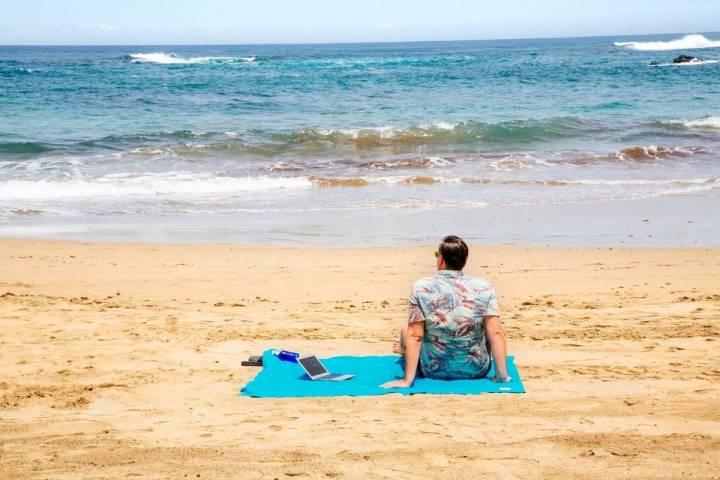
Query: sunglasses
xmin=434 ymin=250 xmax=439 ymax=258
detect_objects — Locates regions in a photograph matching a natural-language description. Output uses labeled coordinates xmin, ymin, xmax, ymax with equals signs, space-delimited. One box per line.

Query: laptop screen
xmin=298 ymin=356 xmax=328 ymax=377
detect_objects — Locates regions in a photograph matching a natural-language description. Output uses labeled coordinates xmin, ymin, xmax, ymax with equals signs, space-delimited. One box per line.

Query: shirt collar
xmin=436 ymin=269 xmax=464 ymax=278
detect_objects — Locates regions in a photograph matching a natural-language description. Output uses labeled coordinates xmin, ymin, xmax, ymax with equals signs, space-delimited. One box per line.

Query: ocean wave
xmin=85 ymin=119 xmax=597 ymax=155
xmin=1 ymin=171 xmax=717 ymax=203
xmin=0 ymin=141 xmax=56 ymax=154
xmin=661 ymin=116 xmax=720 ymax=131
xmin=0 ymin=66 xmax=34 ymax=75
xmin=276 ymin=118 xmax=596 ymax=148
xmin=460 ymin=146 xmax=707 ymax=171
xmin=127 ymin=53 xmax=257 ymax=64
xmin=309 ymin=176 xmax=371 ymax=187
xmin=0 ymin=131 xmax=238 ymax=157
xmin=563 ymin=177 xmax=718 ymax=187
xmin=615 ymin=34 xmax=720 ymax=51
xmin=486 ymin=154 xmax=551 ymax=171
xmin=83 ymin=130 xmax=228 ymax=149
xmin=0 ymin=173 xmax=311 ymax=200
xmin=302 ymin=175 xmax=448 ymax=188
xmin=266 ymin=147 xmax=700 ymax=176
xmin=359 ymin=156 xmax=455 ymax=169
xmin=652 ymin=59 xmax=719 ymax=67
xmin=3 ymin=144 xmax=708 ymax=182
xmin=305 ymin=175 xmax=720 ymax=190
xmin=613 ymin=145 xmax=707 ymax=161
xmin=308 ymin=175 xmax=464 ymax=187
xmin=0 ymin=118 xmax=615 ymax=163
xmin=264 ymin=161 xmax=312 ymax=172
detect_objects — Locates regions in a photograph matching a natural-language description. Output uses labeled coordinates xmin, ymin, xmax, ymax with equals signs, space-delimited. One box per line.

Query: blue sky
xmin=2 ymin=0 xmax=719 ymax=45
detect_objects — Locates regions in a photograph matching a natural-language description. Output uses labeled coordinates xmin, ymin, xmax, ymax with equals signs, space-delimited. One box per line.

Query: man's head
xmin=435 ymin=235 xmax=468 ymax=271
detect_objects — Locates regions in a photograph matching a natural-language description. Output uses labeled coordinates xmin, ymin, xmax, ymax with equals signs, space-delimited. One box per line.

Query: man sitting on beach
xmin=381 ymin=235 xmax=511 ymax=388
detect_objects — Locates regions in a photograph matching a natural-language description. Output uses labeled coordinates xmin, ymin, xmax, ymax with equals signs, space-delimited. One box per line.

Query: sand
xmin=0 ymin=240 xmax=718 ymax=479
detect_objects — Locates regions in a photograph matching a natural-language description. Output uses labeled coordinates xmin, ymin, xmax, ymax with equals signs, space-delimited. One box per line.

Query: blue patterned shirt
xmin=409 ymin=270 xmax=499 ymax=380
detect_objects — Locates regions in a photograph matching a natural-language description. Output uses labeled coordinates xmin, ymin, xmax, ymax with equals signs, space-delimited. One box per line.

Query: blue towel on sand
xmin=240 ymin=350 xmax=525 ymax=398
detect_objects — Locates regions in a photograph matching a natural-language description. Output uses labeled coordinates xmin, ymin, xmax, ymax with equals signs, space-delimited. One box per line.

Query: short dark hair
xmin=438 ymin=235 xmax=468 ymax=271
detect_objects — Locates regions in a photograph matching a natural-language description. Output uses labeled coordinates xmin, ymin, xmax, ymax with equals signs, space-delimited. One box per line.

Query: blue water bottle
xmin=272 ymin=349 xmax=300 ymax=362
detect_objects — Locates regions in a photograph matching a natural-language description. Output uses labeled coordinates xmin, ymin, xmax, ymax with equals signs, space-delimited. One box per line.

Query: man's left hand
xmin=380 ymin=379 xmax=413 ymax=389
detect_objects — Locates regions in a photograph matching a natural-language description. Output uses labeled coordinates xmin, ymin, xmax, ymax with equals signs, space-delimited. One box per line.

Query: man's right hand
xmin=380 ymin=379 xmax=413 ymax=389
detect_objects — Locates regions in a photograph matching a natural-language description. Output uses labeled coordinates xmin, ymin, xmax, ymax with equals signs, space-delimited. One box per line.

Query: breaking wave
xmin=0 ymin=141 xmax=56 ymax=154
xmin=8 ymin=117 xmax=715 ymax=163
xmin=613 ymin=145 xmax=708 ymax=161
xmin=359 ymin=156 xmax=455 ymax=169
xmin=127 ymin=53 xmax=257 ymax=64
xmin=615 ymin=34 xmax=720 ymax=51
xmin=306 ymin=175 xmax=720 ymax=192
xmin=1 ymin=170 xmax=717 ymax=206
xmin=0 ymin=173 xmax=311 ymax=200
xmin=2 ymin=118 xmax=597 ymax=159
xmin=661 ymin=116 xmax=720 ymax=131
xmin=652 ymin=59 xmax=719 ymax=67
xmin=274 ymin=118 xmax=597 ymax=148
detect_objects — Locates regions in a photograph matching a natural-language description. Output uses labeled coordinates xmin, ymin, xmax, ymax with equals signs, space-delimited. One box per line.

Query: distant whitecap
xmin=615 ymin=34 xmax=720 ymax=51
xmin=127 ymin=52 xmax=257 ymax=64
xmin=651 ymin=59 xmax=719 ymax=67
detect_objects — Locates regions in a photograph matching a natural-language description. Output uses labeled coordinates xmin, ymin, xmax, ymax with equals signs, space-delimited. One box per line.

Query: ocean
xmin=1 ymin=33 xmax=719 ymax=245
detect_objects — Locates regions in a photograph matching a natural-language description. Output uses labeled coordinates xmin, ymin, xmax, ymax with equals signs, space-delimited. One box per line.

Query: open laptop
xmin=297 ymin=354 xmax=354 ymax=381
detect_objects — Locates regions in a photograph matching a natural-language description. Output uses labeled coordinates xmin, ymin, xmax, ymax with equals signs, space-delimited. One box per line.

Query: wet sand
xmin=1 ymin=240 xmax=718 ymax=479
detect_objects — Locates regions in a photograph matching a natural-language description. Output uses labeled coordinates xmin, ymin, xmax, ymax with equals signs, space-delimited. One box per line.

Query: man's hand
xmin=380 ymin=379 xmax=413 ymax=389
xmin=381 ymin=317 xmax=423 ymax=389
xmin=490 ymin=375 xmax=512 ymax=383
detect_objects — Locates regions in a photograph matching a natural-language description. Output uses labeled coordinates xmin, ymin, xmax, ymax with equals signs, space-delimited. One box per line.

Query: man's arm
xmin=484 ymin=315 xmax=511 ymax=382
xmin=381 ymin=307 xmax=424 ymax=388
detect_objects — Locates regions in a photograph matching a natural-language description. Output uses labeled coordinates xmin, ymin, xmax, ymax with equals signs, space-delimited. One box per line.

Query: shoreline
xmin=1 ymin=240 xmax=718 ymax=478
xmin=2 ymin=194 xmax=718 ymax=247
xmin=2 ymin=237 xmax=720 ymax=249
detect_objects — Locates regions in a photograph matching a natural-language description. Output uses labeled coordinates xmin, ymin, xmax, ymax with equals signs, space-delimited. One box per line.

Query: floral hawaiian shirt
xmin=409 ymin=270 xmax=499 ymax=380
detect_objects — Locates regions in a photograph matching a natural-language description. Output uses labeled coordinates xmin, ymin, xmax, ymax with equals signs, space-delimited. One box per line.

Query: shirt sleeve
xmin=484 ymin=288 xmax=500 ymax=317
xmin=408 ymin=286 xmax=425 ymax=324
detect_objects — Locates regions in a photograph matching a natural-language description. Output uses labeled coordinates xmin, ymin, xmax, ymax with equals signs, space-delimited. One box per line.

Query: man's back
xmin=411 ymin=270 xmax=499 ymax=379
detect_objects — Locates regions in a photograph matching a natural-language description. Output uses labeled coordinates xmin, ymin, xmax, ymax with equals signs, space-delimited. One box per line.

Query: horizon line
xmin=1 ymin=30 xmax=717 ymax=48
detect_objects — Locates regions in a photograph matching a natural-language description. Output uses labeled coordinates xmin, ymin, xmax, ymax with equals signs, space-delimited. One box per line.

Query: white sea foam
xmin=566 ymin=178 xmax=718 ymax=187
xmin=615 ymin=34 xmax=720 ymax=51
xmin=315 ymin=125 xmax=397 ymax=139
xmin=652 ymin=59 xmax=719 ymax=67
xmin=488 ymin=154 xmax=541 ymax=172
xmin=310 ymin=175 xmax=720 ymax=191
xmin=128 ymin=53 xmax=257 ymax=64
xmin=425 ymin=156 xmax=455 ymax=167
xmin=417 ymin=121 xmax=458 ymax=131
xmin=313 ymin=122 xmax=460 ymax=140
xmin=128 ymin=147 xmax=178 ymax=157
xmin=367 ymin=176 xmax=463 ymax=185
xmin=7 ymin=174 xmax=714 ymax=201
xmin=664 ymin=116 xmax=720 ymax=130
xmin=0 ymin=173 xmax=311 ymax=200
xmin=432 ymin=122 xmax=457 ymax=130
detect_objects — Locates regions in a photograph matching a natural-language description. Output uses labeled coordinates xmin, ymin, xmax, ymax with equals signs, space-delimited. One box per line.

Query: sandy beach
xmin=0 ymin=239 xmax=718 ymax=479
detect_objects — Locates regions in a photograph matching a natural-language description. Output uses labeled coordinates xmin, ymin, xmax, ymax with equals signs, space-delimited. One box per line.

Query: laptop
xmin=297 ymin=354 xmax=354 ymax=381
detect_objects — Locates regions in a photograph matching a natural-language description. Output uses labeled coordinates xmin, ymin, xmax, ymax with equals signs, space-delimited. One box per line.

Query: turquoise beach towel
xmin=240 ymin=350 xmax=525 ymax=398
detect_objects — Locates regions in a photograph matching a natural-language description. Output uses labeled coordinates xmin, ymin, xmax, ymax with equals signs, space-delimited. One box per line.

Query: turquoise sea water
xmin=1 ymin=33 xmax=719 ymax=244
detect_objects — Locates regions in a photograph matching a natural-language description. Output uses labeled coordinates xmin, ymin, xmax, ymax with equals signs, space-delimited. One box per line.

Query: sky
xmin=1 ymin=0 xmax=719 ymax=45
